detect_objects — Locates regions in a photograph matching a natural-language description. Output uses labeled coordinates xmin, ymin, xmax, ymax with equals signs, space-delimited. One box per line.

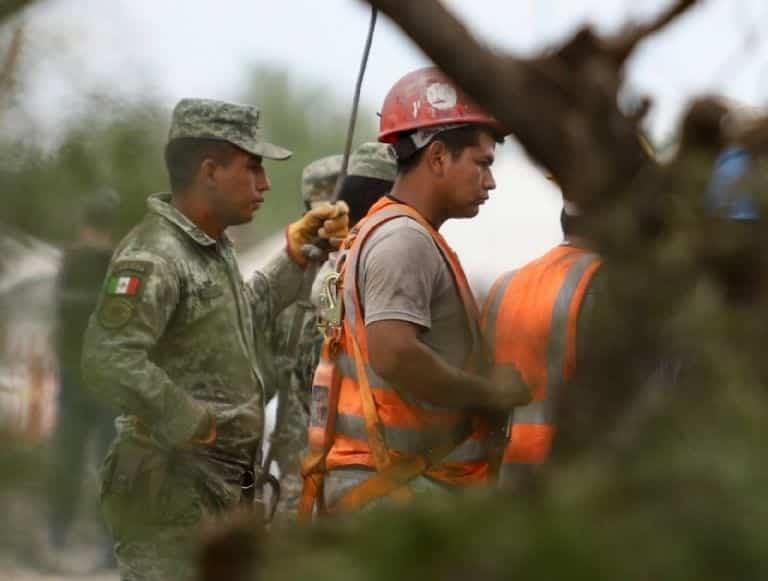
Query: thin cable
xmin=332 ymin=6 xmax=378 ymax=202
xmin=302 ymin=6 xmax=377 ymax=261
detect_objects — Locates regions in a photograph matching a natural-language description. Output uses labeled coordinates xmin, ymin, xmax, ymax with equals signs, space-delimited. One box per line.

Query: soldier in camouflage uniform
xmin=268 ymin=144 xmax=397 ymax=519
xmin=302 ymin=155 xmax=344 ymax=211
xmin=266 ymin=155 xmax=342 ymax=517
xmin=81 ymin=98 xmax=349 ymax=581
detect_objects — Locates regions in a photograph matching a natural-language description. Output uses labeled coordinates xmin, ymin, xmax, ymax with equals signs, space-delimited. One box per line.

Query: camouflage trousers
xmin=269 ymin=385 xmax=310 ymax=520
xmin=100 ymin=437 xmax=247 ymax=581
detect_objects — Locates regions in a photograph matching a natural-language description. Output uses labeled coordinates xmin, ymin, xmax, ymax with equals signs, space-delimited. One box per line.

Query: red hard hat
xmin=378 ymin=67 xmax=502 ymax=144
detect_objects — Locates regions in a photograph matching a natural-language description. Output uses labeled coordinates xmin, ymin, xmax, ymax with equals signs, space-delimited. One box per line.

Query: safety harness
xmin=299 ymin=198 xmax=488 ymax=518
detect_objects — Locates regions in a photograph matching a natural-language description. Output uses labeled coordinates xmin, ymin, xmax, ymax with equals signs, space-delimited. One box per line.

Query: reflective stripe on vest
xmin=325 ymin=198 xmax=490 ymax=484
xmin=333 ymin=413 xmax=486 ymax=462
xmin=482 ymin=269 xmax=518 ymax=358
xmin=333 ymin=352 xmax=451 ymax=411
xmin=483 ymin=246 xmax=601 ymax=482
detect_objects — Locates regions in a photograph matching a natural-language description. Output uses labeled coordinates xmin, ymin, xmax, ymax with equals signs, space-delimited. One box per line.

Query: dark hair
xmin=394 ymin=125 xmax=498 ymax=175
xmin=338 ymin=176 xmax=393 ymax=226
xmin=164 ymin=138 xmax=240 ymax=192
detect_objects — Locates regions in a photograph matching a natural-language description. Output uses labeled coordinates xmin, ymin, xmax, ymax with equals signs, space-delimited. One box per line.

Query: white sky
xmin=15 ymin=0 xmax=768 ymax=140
xmin=8 ymin=0 xmax=768 ymax=286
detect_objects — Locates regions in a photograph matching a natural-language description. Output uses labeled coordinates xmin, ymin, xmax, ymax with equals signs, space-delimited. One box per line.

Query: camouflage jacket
xmin=265 ymin=298 xmax=324 ymax=513
xmin=269 ymin=299 xmax=322 ymax=405
xmin=82 ymin=193 xmax=306 ymax=467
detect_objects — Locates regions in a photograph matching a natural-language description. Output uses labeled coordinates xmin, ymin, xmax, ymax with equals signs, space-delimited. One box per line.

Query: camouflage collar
xmin=148 ymin=193 xmax=232 ymax=247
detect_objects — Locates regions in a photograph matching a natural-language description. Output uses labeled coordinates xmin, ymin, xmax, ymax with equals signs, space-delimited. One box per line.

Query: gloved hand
xmin=286 ymin=201 xmax=350 ymax=267
xmin=190 ymin=409 xmax=217 ymax=445
xmin=132 ymin=405 xmax=216 ymax=447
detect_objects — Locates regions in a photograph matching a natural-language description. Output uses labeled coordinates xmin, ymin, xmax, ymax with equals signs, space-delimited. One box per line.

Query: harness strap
xmin=349 ymin=331 xmax=391 ymax=471
xmin=298 ymin=451 xmax=326 ymax=521
xmin=348 ymin=331 xmax=413 ymax=505
xmin=330 ymin=421 xmax=468 ymax=513
xmin=298 ymin=338 xmax=344 ymax=520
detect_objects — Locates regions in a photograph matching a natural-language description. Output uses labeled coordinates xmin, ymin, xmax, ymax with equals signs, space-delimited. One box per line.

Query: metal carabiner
xmin=318 ymin=271 xmax=343 ymax=332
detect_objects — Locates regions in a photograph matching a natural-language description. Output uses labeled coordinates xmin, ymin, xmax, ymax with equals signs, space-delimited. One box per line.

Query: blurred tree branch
xmin=0 ymin=0 xmax=34 ymax=108
xmin=609 ymin=0 xmax=699 ymax=64
xmin=0 ymin=0 xmax=38 ymax=23
xmin=0 ymin=25 xmax=22 ymax=105
xmin=362 ymin=0 xmax=701 ymax=213
xmin=362 ymin=0 xmax=748 ymax=467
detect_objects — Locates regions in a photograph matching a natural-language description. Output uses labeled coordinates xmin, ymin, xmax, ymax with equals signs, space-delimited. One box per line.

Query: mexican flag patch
xmin=107 ymin=275 xmax=141 ymax=296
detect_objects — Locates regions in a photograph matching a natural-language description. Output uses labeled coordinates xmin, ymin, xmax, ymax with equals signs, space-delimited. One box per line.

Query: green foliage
xmin=0 ymin=100 xmax=167 ymax=244
xmin=0 ymin=67 xmax=375 ymax=248
xmin=262 ymin=388 xmax=768 ymax=581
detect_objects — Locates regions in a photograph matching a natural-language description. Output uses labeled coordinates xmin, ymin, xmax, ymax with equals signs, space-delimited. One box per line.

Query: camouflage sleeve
xmin=249 ymin=249 xmax=312 ymax=321
xmin=259 ymin=318 xmax=280 ymax=404
xmin=81 ymin=255 xmax=210 ymax=446
xmin=296 ymin=310 xmax=323 ymax=392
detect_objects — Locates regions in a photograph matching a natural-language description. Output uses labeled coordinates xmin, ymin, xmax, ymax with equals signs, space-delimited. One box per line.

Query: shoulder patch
xmin=105 ymin=261 xmax=154 ymax=297
xmin=105 ymin=273 xmax=143 ymax=297
xmin=98 ymin=297 xmax=135 ymax=329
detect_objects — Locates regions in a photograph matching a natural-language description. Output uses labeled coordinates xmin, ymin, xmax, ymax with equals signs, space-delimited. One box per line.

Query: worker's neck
xmin=172 ymin=189 xmax=225 ymax=239
xmin=389 ymin=173 xmax=447 ymax=229
xmin=564 ymin=234 xmax=590 ymax=249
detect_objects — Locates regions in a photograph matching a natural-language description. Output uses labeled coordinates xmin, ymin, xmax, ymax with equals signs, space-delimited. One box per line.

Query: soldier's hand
xmin=189 ymin=408 xmax=217 ymax=445
xmin=486 ymin=364 xmax=531 ymax=411
xmin=286 ymin=201 xmax=350 ymax=266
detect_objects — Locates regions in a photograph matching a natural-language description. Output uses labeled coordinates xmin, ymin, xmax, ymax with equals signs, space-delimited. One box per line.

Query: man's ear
xmin=425 ymin=140 xmax=448 ymax=177
xmin=199 ymin=158 xmax=218 ymax=189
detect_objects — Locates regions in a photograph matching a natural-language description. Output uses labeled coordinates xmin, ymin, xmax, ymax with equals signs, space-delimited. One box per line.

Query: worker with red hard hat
xmin=300 ymin=67 xmax=530 ymax=517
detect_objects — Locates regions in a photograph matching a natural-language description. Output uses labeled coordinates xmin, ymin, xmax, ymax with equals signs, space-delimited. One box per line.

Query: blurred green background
xmin=1 ymin=67 xmax=374 ymax=248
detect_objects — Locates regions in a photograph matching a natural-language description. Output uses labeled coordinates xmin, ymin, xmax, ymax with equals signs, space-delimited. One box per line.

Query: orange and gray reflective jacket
xmin=302 ymin=197 xmax=489 ymax=515
xmin=482 ymin=244 xmax=601 ymax=484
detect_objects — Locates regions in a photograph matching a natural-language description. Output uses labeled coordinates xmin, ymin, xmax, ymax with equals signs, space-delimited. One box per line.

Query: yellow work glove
xmin=286 ymin=201 xmax=350 ymax=267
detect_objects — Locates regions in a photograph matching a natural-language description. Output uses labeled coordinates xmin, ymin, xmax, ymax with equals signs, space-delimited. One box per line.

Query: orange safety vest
xmin=300 ymin=197 xmax=489 ymax=517
xmin=482 ymin=244 xmax=601 ymax=484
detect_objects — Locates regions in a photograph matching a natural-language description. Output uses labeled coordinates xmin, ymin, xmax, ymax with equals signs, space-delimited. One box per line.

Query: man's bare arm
xmin=367 ymin=319 xmax=530 ymax=412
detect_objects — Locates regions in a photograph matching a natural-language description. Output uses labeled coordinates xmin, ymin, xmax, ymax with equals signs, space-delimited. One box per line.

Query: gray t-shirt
xmin=357 ymin=216 xmax=471 ymax=369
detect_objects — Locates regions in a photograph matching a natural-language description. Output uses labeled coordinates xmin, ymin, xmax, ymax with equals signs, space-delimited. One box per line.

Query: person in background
xmin=48 ymin=188 xmax=120 ymax=570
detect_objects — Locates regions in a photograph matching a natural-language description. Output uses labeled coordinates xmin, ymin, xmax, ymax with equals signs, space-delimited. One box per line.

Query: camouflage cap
xmin=348 ymin=142 xmax=397 ymax=183
xmin=301 ymin=154 xmax=343 ymax=206
xmin=169 ymin=98 xmax=292 ymax=161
